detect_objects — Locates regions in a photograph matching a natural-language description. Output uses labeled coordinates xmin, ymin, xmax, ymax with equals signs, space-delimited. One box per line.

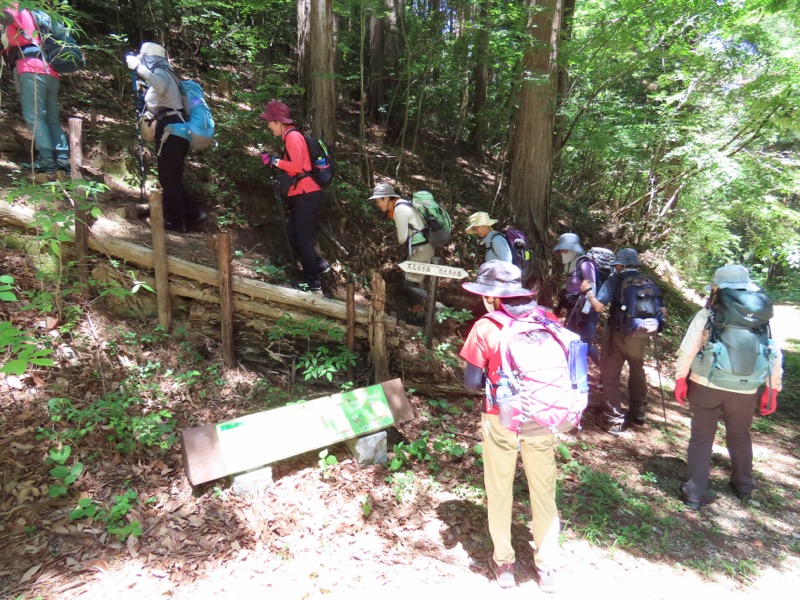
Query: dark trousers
xmin=156 ymin=115 xmax=199 ymax=227
xmin=286 ymin=190 xmax=326 ymax=283
xmin=681 ymin=382 xmax=757 ymax=503
xmin=601 ymin=328 xmax=648 ymax=424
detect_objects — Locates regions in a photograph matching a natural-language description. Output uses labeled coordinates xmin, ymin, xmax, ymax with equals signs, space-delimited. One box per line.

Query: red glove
xmin=759 ymin=388 xmax=778 ymax=416
xmin=674 ymin=377 xmax=688 ymax=406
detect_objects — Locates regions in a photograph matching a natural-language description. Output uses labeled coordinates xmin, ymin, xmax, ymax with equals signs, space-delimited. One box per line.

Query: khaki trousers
xmin=481 ymin=413 xmax=560 ymax=571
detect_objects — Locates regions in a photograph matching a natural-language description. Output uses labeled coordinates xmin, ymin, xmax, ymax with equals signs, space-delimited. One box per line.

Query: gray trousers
xmin=681 ymin=381 xmax=757 ymax=503
xmin=601 ymin=328 xmax=648 ymax=424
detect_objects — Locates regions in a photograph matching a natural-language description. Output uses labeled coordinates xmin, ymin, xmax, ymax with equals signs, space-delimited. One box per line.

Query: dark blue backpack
xmin=616 ymin=274 xmax=664 ymax=337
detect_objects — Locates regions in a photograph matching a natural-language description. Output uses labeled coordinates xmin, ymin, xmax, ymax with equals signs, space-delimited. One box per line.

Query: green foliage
xmin=0 ymin=321 xmax=55 ymax=375
xmin=297 ymin=346 xmax=357 ymax=382
xmin=318 ymin=449 xmax=339 ymax=480
xmin=388 ymin=435 xmax=433 ymax=471
xmin=45 ymin=445 xmax=83 ymax=498
xmin=69 ymin=488 xmax=143 ymax=541
xmin=41 ymin=361 xmax=178 ymax=454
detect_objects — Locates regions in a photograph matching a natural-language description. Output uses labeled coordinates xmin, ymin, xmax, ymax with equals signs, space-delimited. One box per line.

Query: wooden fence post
xmin=68 ymin=117 xmax=89 ymax=289
xmin=149 ymin=191 xmax=171 ymax=331
xmin=346 ymin=281 xmax=356 ymax=381
xmin=423 ymin=258 xmax=440 ymax=349
xmin=369 ymin=271 xmax=389 ymax=383
xmin=218 ymin=233 xmax=235 ymax=366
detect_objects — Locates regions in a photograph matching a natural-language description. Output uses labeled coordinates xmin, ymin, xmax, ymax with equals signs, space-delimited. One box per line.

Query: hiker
xmin=126 ymin=42 xmax=205 ymax=232
xmin=553 ymin=233 xmax=600 ymax=365
xmin=581 ymin=248 xmax=666 ymax=435
xmin=0 ymin=5 xmax=69 ymax=174
xmin=259 ymin=100 xmax=331 ymax=293
xmin=465 ymin=211 xmax=513 ymax=263
xmin=459 ymin=261 xmax=561 ymax=593
xmin=368 ymin=182 xmax=435 ymax=316
xmin=674 ymin=265 xmax=783 ymax=510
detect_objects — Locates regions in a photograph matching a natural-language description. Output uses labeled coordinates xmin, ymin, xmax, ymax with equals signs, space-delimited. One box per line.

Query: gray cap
xmin=553 ymin=232 xmax=584 ymax=254
xmin=369 ymin=183 xmax=400 ymax=200
xmin=708 ymin=265 xmax=760 ymax=292
xmin=462 ymin=260 xmax=535 ymax=298
xmin=611 ymin=248 xmax=640 ymax=267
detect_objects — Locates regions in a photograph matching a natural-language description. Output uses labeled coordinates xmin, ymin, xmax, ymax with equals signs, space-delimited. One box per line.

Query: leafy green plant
xmin=0 ymin=321 xmax=55 ymax=376
xmin=389 ymin=435 xmax=433 ymax=471
xmin=0 ymin=274 xmax=17 ymax=301
xmin=46 ymin=445 xmax=83 ymax=497
xmin=318 ymin=449 xmax=338 ymax=479
xmin=360 ymin=494 xmax=372 ymax=517
xmin=69 ymin=488 xmax=143 ymax=541
xmin=298 ymin=346 xmax=357 ymax=382
xmin=435 ymin=306 xmax=474 ymax=325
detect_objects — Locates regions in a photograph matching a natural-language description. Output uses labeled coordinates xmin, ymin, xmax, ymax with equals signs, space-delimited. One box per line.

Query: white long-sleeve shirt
xmin=674 ymin=307 xmax=783 ymax=393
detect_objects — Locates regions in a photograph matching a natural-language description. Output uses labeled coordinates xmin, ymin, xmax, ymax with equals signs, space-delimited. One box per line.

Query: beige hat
xmin=138 ymin=42 xmax=166 ymax=58
xmin=465 ymin=211 xmax=498 ymax=234
xmin=369 ymin=183 xmax=400 ymax=200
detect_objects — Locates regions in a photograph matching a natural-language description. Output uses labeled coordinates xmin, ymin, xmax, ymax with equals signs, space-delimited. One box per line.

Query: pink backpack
xmin=486 ymin=311 xmax=589 ymax=433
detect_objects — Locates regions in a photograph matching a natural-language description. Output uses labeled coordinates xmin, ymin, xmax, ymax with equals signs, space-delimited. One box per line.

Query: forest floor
xmin=1 ymin=76 xmax=799 ymax=599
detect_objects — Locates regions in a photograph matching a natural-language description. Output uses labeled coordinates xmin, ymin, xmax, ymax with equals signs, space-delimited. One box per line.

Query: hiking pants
xmin=16 ymin=71 xmax=68 ymax=166
xmin=156 ymin=115 xmax=200 ymax=227
xmin=405 ymin=242 xmax=435 ymax=284
xmin=681 ymin=382 xmax=757 ymax=504
xmin=601 ymin=328 xmax=648 ymax=424
xmin=286 ymin=190 xmax=326 ymax=285
xmin=480 ymin=413 xmax=560 ymax=572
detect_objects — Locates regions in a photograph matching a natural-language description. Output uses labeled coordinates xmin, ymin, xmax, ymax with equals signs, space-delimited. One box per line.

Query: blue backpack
xmin=20 ymin=9 xmax=85 ymax=74
xmin=164 ymin=80 xmax=216 ymax=151
xmin=615 ymin=274 xmax=664 ymax=338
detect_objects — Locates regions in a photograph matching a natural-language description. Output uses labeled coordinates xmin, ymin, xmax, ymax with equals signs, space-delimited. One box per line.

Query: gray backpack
xmin=690 ymin=288 xmax=775 ymax=390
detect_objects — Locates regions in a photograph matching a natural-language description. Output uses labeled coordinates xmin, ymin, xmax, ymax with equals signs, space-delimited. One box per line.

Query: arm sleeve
xmin=463 ymin=362 xmax=485 ymax=391
xmin=136 ymin=64 xmax=174 ymax=96
xmin=393 ymin=204 xmax=412 ymax=244
xmin=491 ymin=233 xmax=513 ymax=263
xmin=580 ymin=259 xmax=597 ymax=288
xmin=279 ymin=130 xmax=311 ymax=177
xmin=674 ymin=309 xmax=709 ymax=379
xmin=768 ymin=343 xmax=783 ymax=392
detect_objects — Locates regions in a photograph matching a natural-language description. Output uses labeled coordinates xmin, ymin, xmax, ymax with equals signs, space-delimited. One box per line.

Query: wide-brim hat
xmin=705 ymin=265 xmax=760 ymax=292
xmin=553 ymin=232 xmax=584 ymax=254
xmin=611 ymin=248 xmax=640 ymax=267
xmin=369 ymin=183 xmax=399 ymax=200
xmin=462 ymin=260 xmax=535 ymax=298
xmin=465 ymin=211 xmax=498 ymax=234
xmin=138 ymin=42 xmax=166 ymax=59
xmin=259 ymin=101 xmax=294 ymax=124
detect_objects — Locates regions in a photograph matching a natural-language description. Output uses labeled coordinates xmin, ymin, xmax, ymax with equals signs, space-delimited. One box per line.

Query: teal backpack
xmin=690 ymin=288 xmax=775 ymax=391
xmin=408 ymin=191 xmax=452 ymax=248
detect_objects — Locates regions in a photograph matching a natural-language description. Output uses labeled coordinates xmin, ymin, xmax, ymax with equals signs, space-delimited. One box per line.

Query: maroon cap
xmin=259 ymin=101 xmax=294 ymax=124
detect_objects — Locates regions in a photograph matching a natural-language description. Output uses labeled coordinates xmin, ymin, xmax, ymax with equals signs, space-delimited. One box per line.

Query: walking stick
xmin=652 ymin=334 xmax=668 ymax=426
xmin=565 ymin=292 xmax=585 ymax=330
xmin=131 ymin=69 xmax=146 ymax=202
xmin=271 ymin=179 xmax=300 ymax=278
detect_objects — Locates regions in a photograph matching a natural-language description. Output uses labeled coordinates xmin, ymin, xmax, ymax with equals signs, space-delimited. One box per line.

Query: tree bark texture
xmin=308 ymin=0 xmax=336 ymax=142
xmin=507 ymin=0 xmax=563 ymax=283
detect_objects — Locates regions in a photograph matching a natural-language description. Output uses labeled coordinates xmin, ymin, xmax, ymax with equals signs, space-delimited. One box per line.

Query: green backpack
xmin=409 ymin=191 xmax=452 ymax=248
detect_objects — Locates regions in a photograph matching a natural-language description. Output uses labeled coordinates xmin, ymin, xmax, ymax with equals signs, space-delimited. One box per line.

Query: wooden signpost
xmin=181 ymin=378 xmax=414 ymax=486
xmin=399 ymin=260 xmax=468 ymax=347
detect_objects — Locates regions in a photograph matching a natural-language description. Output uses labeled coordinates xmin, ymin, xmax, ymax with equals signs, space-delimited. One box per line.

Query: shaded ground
xmin=1 ymin=70 xmax=799 ymax=600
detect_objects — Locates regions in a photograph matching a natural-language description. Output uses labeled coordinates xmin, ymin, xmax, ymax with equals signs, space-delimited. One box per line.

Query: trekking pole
xmin=271 ymin=179 xmax=300 ymax=278
xmin=652 ymin=335 xmax=668 ymax=427
xmin=131 ymin=69 xmax=146 ymax=202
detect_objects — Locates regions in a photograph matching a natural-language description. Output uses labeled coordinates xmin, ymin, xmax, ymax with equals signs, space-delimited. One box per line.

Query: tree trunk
xmin=307 ymin=0 xmax=337 ymax=142
xmin=467 ymin=2 xmax=490 ymax=154
xmin=507 ymin=0 xmax=563 ymax=292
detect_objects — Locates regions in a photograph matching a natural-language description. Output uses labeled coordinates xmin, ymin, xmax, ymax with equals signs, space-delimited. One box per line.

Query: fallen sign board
xmin=181 ymin=378 xmax=414 ymax=486
xmin=399 ymin=261 xmax=468 ymax=280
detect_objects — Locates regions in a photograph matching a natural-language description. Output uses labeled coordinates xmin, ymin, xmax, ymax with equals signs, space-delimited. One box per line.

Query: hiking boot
xmin=537 ymin=569 xmax=557 ymax=593
xmin=626 ymin=415 xmax=646 ymax=427
xmin=20 ymin=158 xmax=57 ymax=174
xmin=489 ymin=560 xmax=515 ymax=589
xmin=605 ymin=423 xmax=625 ymax=437
xmin=295 ymin=281 xmax=323 ymax=295
xmin=318 ymin=261 xmax=332 ymax=276
xmin=680 ymin=486 xmax=702 ymax=511
xmin=730 ymin=484 xmax=753 ymax=505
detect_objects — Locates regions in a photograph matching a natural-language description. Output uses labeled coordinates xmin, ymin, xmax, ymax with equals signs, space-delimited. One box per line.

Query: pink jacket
xmin=1 ymin=6 xmax=59 ymax=78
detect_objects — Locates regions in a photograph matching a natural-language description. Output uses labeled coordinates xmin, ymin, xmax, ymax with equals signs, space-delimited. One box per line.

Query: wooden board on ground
xmin=181 ymin=379 xmax=413 ymax=486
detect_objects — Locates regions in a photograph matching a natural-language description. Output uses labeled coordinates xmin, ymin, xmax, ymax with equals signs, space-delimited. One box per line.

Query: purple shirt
xmin=565 ymin=256 xmax=597 ymax=294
